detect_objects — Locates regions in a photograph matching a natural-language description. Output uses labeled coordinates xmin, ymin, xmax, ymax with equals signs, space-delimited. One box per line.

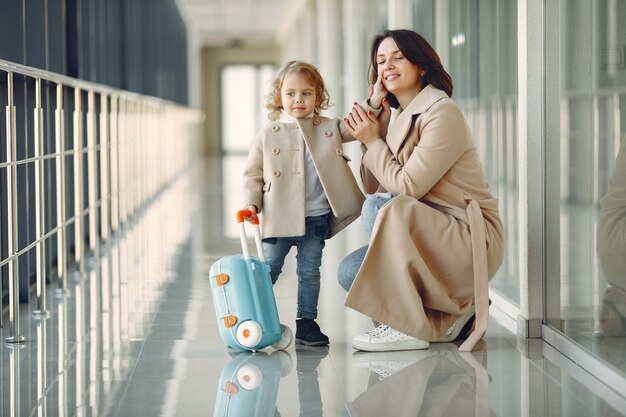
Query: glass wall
xmin=413 ymin=0 xmax=519 ymax=306
xmin=545 ymin=0 xmax=626 ymax=377
xmin=0 ymin=0 xmax=189 ymax=105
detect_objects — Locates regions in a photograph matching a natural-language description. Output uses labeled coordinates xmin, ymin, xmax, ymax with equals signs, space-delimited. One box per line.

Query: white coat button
xmin=313 ymin=119 xmax=321 ymax=126
xmin=271 ymin=124 xmax=279 ymax=132
xmin=335 ymin=148 xmax=343 ymax=155
xmin=273 ymin=170 xmax=281 ymax=177
xmin=324 ymin=130 xmax=332 ymax=137
xmin=272 ymin=148 xmax=280 ymax=155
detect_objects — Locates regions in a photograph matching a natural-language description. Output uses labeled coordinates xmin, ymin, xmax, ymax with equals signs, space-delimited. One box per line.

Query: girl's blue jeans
xmin=263 ymin=214 xmax=329 ymax=319
xmin=338 ymin=193 xmax=395 ymax=292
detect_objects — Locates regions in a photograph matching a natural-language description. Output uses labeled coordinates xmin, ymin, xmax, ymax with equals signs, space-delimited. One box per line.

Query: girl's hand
xmin=344 ymin=103 xmax=381 ymax=147
xmin=369 ymin=75 xmax=388 ymax=109
xmin=367 ymin=76 xmax=391 ymax=138
xmin=243 ymin=205 xmax=258 ymax=223
xmin=377 ymin=96 xmax=392 ymax=138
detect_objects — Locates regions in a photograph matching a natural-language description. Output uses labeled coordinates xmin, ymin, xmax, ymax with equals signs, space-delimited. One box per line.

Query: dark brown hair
xmin=369 ymin=29 xmax=453 ymax=108
xmin=265 ymin=60 xmax=331 ymax=121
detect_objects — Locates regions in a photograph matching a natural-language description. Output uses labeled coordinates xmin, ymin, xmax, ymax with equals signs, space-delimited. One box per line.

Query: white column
xmin=276 ymin=0 xmax=314 ymax=63
xmin=544 ymin=0 xmax=562 ymax=330
xmin=517 ymin=0 xmax=544 ymax=338
xmin=343 ymin=0 xmax=369 ymax=111
xmin=388 ymin=0 xmax=413 ymax=30
xmin=186 ymin=25 xmax=202 ymax=109
xmin=316 ymin=0 xmax=343 ymax=118
xmin=435 ymin=0 xmax=450 ymax=69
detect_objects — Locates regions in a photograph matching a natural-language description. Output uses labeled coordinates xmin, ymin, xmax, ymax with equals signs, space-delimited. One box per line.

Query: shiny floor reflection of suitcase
xmin=210 ymin=210 xmax=293 ymax=351
xmin=213 ymin=351 xmax=292 ymax=417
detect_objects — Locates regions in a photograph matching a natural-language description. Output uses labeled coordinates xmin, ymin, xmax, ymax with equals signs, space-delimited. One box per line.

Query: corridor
xmin=2 ymin=157 xmax=624 ymax=417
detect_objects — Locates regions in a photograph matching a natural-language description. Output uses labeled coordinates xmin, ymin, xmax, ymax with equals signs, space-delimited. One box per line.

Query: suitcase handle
xmin=237 ymin=210 xmax=258 ymax=224
xmin=236 ymin=210 xmax=265 ymax=262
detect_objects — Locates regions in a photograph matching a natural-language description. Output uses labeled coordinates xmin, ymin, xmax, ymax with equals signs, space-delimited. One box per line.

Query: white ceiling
xmin=175 ymin=0 xmax=297 ymax=47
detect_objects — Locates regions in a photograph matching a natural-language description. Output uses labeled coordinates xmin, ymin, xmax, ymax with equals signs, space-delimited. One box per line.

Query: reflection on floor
xmin=1 ymin=158 xmax=625 ymax=417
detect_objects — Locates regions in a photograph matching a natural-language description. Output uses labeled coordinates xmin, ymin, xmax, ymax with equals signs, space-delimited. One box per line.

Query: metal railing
xmin=0 ymin=59 xmax=203 ymax=342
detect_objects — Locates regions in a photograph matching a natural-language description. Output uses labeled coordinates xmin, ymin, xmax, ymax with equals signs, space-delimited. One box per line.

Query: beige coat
xmin=344 ymin=85 xmax=504 ymax=351
xmin=243 ymin=116 xmax=365 ymax=239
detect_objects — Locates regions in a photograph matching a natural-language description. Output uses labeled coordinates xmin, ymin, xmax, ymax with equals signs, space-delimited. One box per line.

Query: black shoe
xmin=295 ymin=319 xmax=329 ymax=346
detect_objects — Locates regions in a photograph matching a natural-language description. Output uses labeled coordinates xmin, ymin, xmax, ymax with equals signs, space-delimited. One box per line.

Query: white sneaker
xmin=352 ymin=324 xmax=430 ymax=352
xmin=353 ymin=350 xmax=435 ymax=380
xmin=368 ymin=361 xmax=412 ymax=380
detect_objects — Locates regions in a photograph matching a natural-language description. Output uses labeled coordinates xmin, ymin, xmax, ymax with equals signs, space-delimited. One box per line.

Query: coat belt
xmin=458 ymin=198 xmax=490 ymax=352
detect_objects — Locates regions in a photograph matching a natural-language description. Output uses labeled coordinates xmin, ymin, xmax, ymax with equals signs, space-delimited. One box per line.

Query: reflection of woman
xmin=597 ymin=135 xmax=626 ymax=335
xmin=343 ymin=346 xmax=495 ymax=417
xmin=339 ymin=29 xmax=504 ymax=352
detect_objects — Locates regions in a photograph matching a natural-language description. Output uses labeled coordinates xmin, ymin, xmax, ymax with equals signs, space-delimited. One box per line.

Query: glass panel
xmin=221 ymin=65 xmax=257 ymax=153
xmin=221 ymin=64 xmax=274 ymax=153
xmin=418 ymin=0 xmax=519 ymax=305
xmin=220 ymin=64 xmax=275 ymax=237
xmin=545 ymin=0 xmax=626 ymax=377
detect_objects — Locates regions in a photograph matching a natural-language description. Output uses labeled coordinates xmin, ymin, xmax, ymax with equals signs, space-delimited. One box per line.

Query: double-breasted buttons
xmin=324 ymin=130 xmax=332 ymax=137
xmin=313 ymin=118 xmax=321 ymax=126
xmin=272 ymin=147 xmax=280 ymax=155
xmin=271 ymin=124 xmax=279 ymax=132
xmin=272 ymin=170 xmax=281 ymax=178
xmin=335 ymin=149 xmax=343 ymax=155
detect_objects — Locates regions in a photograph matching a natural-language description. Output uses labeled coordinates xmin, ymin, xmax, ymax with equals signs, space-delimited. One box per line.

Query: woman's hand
xmin=344 ymin=103 xmax=381 ymax=147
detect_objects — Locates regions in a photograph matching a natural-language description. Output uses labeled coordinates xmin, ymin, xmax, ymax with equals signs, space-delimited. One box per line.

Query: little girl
xmin=242 ymin=60 xmax=379 ymax=345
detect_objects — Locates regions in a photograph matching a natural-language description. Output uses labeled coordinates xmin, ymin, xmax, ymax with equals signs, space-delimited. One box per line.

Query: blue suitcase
xmin=209 ymin=210 xmax=292 ymax=351
xmin=212 ymin=351 xmax=292 ymax=417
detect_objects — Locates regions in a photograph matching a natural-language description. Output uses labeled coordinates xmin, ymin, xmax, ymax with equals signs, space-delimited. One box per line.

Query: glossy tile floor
xmin=2 ymin=157 xmax=626 ymax=417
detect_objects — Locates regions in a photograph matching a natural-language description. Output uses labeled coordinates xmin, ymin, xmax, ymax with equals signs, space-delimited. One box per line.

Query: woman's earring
xmin=420 ymin=71 xmax=426 ymax=77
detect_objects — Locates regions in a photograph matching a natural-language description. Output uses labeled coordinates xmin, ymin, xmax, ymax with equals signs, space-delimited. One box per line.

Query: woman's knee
xmin=361 ymin=199 xmax=378 ymax=236
xmin=337 ymin=263 xmax=353 ymax=292
xmin=337 ymin=245 xmax=368 ymax=292
xmin=361 ymin=193 xmax=394 ymax=236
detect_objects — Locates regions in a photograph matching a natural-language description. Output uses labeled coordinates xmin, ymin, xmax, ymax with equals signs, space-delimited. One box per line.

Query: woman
xmin=597 ymin=134 xmax=626 ymax=335
xmin=340 ymin=29 xmax=504 ymax=352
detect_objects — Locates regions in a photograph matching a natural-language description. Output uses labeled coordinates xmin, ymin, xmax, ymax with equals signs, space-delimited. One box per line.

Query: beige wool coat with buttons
xmin=344 ymin=85 xmax=505 ymax=351
xmin=243 ymin=116 xmax=365 ymax=239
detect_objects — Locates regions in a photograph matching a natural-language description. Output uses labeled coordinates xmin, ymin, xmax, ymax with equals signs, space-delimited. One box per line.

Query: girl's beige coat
xmin=243 ymin=117 xmax=365 ymax=239
xmin=344 ymin=85 xmax=505 ymax=351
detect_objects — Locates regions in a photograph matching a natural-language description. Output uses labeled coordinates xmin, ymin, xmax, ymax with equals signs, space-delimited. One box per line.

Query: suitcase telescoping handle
xmin=236 ymin=210 xmax=265 ymax=262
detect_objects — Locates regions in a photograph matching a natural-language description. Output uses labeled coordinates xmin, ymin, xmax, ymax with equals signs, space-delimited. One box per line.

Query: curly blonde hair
xmin=265 ymin=60 xmax=331 ymax=121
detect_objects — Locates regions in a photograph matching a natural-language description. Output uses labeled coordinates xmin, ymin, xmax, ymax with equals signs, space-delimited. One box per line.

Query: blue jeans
xmin=263 ymin=214 xmax=329 ymax=319
xmin=337 ymin=193 xmax=395 ymax=292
